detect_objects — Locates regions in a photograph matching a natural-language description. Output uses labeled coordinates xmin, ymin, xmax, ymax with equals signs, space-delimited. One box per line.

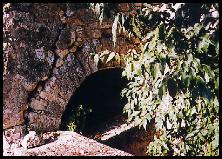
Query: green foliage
xmin=120 ymin=4 xmax=219 ymax=156
xmin=90 ymin=3 xmax=219 ymax=156
xmin=91 ymin=50 xmax=120 ymax=67
xmin=89 ymin=3 xmax=105 ymax=24
xmin=66 ymin=104 xmax=92 ymax=133
xmin=67 ymin=121 xmax=77 ymax=132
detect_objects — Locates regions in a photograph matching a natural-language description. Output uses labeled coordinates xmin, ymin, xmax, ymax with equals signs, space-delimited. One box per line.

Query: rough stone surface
xmin=3 ymin=3 xmax=144 ymax=155
xmin=28 ymin=112 xmax=62 ymax=132
xmin=3 ymin=73 xmax=28 ymax=129
xmin=3 ymin=124 xmax=27 ymax=156
xmin=20 ymin=131 xmax=133 ymax=156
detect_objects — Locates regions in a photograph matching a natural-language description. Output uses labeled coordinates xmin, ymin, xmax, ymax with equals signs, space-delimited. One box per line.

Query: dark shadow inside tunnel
xmin=60 ymin=68 xmax=128 ymax=135
xmin=59 ymin=68 xmax=155 ymax=156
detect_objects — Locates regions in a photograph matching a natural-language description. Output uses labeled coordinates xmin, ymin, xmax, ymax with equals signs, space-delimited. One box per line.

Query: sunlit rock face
xmin=3 ymin=3 xmax=142 ymax=145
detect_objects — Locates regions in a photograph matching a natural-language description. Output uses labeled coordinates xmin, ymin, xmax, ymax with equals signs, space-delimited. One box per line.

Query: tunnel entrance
xmin=60 ymin=68 xmax=128 ymax=134
xmin=60 ymin=68 xmax=155 ymax=156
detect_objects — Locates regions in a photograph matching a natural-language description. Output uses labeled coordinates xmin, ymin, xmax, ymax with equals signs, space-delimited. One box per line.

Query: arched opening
xmin=59 ymin=68 xmax=155 ymax=156
xmin=60 ymin=68 xmax=128 ymax=135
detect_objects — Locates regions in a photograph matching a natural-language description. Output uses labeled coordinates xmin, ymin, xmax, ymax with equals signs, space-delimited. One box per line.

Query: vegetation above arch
xmin=90 ymin=3 xmax=219 ymax=156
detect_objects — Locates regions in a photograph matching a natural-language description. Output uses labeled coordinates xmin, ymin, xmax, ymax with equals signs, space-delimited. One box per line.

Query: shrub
xmin=91 ymin=3 xmax=219 ymax=155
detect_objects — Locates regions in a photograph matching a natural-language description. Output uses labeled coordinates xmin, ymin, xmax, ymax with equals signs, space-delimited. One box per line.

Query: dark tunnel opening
xmin=59 ymin=68 xmax=155 ymax=156
xmin=60 ymin=68 xmax=128 ymax=135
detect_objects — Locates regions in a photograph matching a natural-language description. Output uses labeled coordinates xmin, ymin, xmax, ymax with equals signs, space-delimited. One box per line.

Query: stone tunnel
xmin=59 ymin=68 xmax=128 ymax=134
xmin=3 ymin=3 xmax=152 ymax=155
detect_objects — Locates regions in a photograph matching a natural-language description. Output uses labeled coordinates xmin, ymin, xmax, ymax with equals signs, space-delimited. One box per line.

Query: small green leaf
xmin=204 ymin=72 xmax=209 ymax=83
xmin=201 ymin=129 xmax=208 ymax=136
xmin=143 ymin=32 xmax=154 ymax=41
xmin=142 ymin=119 xmax=147 ymax=130
xmin=132 ymin=110 xmax=140 ymax=117
xmin=94 ymin=54 xmax=99 ymax=66
xmin=164 ymin=63 xmax=170 ymax=76
xmin=166 ymin=27 xmax=175 ymax=39
xmin=143 ymin=42 xmax=149 ymax=53
xmin=197 ymin=34 xmax=212 ymax=53
xmin=193 ymin=23 xmax=203 ymax=36
xmin=115 ymin=53 xmax=120 ymax=64
xmin=157 ymin=42 xmax=163 ymax=53
xmin=145 ymin=113 xmax=152 ymax=122
xmin=191 ymin=106 xmax=196 ymax=115
xmin=112 ymin=14 xmax=119 ymax=46
xmin=196 ymin=75 xmax=204 ymax=84
xmin=149 ymin=38 xmax=156 ymax=51
xmin=122 ymin=70 xmax=126 ymax=77
xmin=212 ymin=133 xmax=219 ymax=150
xmin=134 ymin=116 xmax=142 ymax=126
xmin=132 ymin=17 xmax=142 ymax=39
xmin=186 ymin=132 xmax=194 ymax=139
xmin=106 ymin=52 xmax=115 ymax=63
xmin=154 ymin=63 xmax=162 ymax=80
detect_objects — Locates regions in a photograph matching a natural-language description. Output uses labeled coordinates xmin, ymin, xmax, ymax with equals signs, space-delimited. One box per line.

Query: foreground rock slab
xmin=19 ymin=131 xmax=133 ymax=156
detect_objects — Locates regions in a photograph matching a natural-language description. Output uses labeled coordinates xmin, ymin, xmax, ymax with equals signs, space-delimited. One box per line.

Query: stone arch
xmin=27 ymin=50 xmax=126 ymax=132
xmin=59 ymin=67 xmax=128 ymax=135
xmin=3 ymin=3 xmax=142 ymax=141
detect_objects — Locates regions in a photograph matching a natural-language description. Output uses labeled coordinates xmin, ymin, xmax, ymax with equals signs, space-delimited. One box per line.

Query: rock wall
xmin=11 ymin=131 xmax=133 ymax=156
xmin=3 ymin=3 xmax=143 ymax=145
